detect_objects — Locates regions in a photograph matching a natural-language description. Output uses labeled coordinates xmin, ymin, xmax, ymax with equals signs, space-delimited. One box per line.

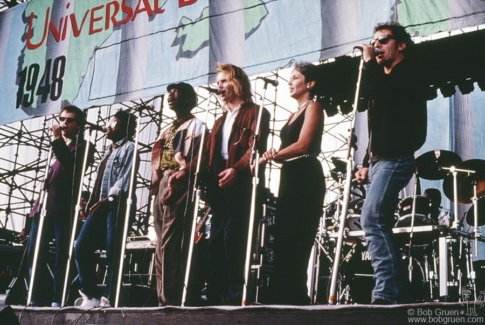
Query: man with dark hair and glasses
xmin=27 ymin=105 xmax=94 ymax=307
xmin=354 ymin=22 xmax=428 ymax=305
xmin=75 ymin=110 xmax=139 ymax=308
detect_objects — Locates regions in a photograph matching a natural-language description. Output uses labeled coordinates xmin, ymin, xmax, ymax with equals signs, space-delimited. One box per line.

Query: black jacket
xmin=360 ymin=58 xmax=427 ymax=167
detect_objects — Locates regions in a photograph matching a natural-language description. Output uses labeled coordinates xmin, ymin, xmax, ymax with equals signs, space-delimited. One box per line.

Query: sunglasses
xmin=370 ymin=34 xmax=394 ymax=46
xmin=59 ymin=116 xmax=76 ymax=123
xmin=106 ymin=121 xmax=118 ymax=129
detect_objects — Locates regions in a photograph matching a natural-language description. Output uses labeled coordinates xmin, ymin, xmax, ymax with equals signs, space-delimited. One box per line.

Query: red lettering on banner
xmin=26 ymin=8 xmax=50 ymax=50
xmin=25 ymin=1 xmax=167 ymax=50
xmin=61 ymin=16 xmax=69 ymax=40
xmin=48 ymin=17 xmax=63 ymax=43
xmin=120 ymin=0 xmax=134 ymax=24
xmin=89 ymin=5 xmax=104 ymax=35
xmin=105 ymin=1 xmax=121 ymax=29
xmin=70 ymin=11 xmax=89 ymax=37
xmin=132 ymin=0 xmax=154 ymax=21
xmin=179 ymin=0 xmax=197 ymax=8
xmin=154 ymin=0 xmax=165 ymax=13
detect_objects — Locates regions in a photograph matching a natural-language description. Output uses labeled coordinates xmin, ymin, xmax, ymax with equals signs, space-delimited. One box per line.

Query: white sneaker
xmin=78 ymin=290 xmax=100 ymax=308
xmin=99 ymin=296 xmax=111 ymax=307
xmin=51 ymin=302 xmax=61 ymax=307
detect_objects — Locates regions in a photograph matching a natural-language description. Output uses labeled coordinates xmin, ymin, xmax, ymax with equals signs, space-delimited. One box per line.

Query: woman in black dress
xmin=262 ymin=62 xmax=325 ymax=305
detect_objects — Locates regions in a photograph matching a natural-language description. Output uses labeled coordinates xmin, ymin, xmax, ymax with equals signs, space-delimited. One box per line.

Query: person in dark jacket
xmin=354 ymin=22 xmax=427 ymax=305
xmin=194 ymin=63 xmax=270 ymax=305
xmin=27 ymin=105 xmax=93 ymax=307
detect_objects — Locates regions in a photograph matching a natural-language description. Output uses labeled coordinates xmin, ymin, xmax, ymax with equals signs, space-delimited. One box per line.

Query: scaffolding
xmin=0 ymin=65 xmax=352 ymax=239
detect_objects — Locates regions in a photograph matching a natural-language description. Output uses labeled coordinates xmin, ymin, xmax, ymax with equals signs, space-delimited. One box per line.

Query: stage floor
xmin=2 ymin=301 xmax=485 ymax=325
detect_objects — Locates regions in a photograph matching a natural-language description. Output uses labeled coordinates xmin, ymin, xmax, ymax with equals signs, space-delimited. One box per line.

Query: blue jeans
xmin=360 ymin=155 xmax=415 ymax=304
xmin=74 ymin=207 xmax=122 ymax=300
xmin=27 ymin=213 xmax=70 ymax=305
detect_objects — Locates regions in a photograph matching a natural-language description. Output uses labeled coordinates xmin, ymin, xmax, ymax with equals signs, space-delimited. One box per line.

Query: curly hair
xmin=374 ymin=22 xmax=415 ymax=55
xmin=114 ymin=110 xmax=137 ymax=140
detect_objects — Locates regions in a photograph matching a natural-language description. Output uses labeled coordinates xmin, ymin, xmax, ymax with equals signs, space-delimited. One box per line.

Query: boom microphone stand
xmin=328 ymin=49 xmax=364 ymax=304
xmin=242 ymin=77 xmax=276 ymax=305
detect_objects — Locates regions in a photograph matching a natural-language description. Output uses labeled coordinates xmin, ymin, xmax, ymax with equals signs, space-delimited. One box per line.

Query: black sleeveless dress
xmin=270 ymin=109 xmax=326 ymax=305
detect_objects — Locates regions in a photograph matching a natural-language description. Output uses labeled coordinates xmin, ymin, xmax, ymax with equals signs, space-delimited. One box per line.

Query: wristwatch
xmin=108 ymin=195 xmax=117 ymax=202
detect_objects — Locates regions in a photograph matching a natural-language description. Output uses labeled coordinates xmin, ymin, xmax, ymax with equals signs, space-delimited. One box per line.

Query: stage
xmin=2 ymin=301 xmax=485 ymax=325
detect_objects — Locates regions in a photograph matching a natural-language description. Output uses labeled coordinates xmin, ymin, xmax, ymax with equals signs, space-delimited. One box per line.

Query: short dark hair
xmin=114 ymin=110 xmax=137 ymax=140
xmin=374 ymin=22 xmax=414 ymax=55
xmin=167 ymin=82 xmax=198 ymax=109
xmin=60 ymin=105 xmax=86 ymax=127
xmin=294 ymin=62 xmax=319 ymax=97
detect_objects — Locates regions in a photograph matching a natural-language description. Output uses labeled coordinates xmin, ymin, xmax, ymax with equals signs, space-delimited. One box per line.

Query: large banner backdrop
xmin=1 ymin=0 xmax=485 ymax=125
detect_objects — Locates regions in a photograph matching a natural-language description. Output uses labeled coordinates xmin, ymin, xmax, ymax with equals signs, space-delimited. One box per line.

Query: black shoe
xmin=372 ymin=299 xmax=393 ymax=305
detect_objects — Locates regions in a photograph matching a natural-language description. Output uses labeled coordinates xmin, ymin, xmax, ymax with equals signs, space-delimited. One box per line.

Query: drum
xmin=338 ymin=242 xmax=427 ymax=303
xmin=395 ymin=196 xmax=436 ymax=228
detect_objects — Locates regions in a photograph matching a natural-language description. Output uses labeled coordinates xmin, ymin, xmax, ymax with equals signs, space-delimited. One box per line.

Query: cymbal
xmin=443 ymin=159 xmax=485 ymax=203
xmin=466 ymin=197 xmax=485 ymax=226
xmin=416 ymin=150 xmax=462 ymax=180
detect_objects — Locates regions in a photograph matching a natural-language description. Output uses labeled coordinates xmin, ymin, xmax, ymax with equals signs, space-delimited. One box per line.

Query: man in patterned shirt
xmin=150 ymin=82 xmax=207 ymax=306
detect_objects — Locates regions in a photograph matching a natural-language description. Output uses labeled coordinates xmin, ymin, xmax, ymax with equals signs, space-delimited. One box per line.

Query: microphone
xmin=200 ymin=86 xmax=221 ymax=95
xmin=85 ymin=121 xmax=107 ymax=132
xmin=353 ymin=46 xmax=382 ymax=56
xmin=257 ymin=77 xmax=279 ymax=87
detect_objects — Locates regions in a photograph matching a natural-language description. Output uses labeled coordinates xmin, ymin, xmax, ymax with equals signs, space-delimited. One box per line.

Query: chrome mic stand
xmin=114 ymin=107 xmax=143 ymax=308
xmin=181 ymin=93 xmax=211 ymax=307
xmin=242 ymin=78 xmax=274 ymax=305
xmin=406 ymin=171 xmax=420 ymax=283
xmin=60 ymin=128 xmax=95 ymax=306
xmin=328 ymin=49 xmax=364 ymax=304
xmin=26 ymin=147 xmax=53 ymax=306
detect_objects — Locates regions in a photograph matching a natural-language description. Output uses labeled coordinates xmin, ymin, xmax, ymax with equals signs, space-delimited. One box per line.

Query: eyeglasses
xmin=370 ymin=34 xmax=394 ymax=46
xmin=59 ymin=116 xmax=76 ymax=123
xmin=107 ymin=121 xmax=117 ymax=129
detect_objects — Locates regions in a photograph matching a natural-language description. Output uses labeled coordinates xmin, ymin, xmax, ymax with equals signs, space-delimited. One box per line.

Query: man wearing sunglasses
xmin=354 ymin=22 xmax=427 ymax=305
xmin=27 ymin=105 xmax=94 ymax=307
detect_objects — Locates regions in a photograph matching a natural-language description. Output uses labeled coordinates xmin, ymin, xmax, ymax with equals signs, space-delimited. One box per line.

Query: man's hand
xmin=355 ymin=167 xmax=369 ymax=184
xmin=168 ymin=170 xmax=186 ymax=189
xmin=218 ymin=168 xmax=237 ymax=188
xmin=89 ymin=198 xmax=110 ymax=217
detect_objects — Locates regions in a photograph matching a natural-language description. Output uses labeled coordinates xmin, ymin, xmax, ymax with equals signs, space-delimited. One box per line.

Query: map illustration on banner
xmin=1 ymin=0 xmax=485 ymax=126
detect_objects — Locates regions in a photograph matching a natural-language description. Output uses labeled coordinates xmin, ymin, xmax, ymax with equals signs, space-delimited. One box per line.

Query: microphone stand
xmin=406 ymin=171 xmax=419 ymax=283
xmin=328 ymin=50 xmax=363 ymax=304
xmin=114 ymin=108 xmax=142 ymax=308
xmin=60 ymin=129 xmax=94 ymax=306
xmin=242 ymin=79 xmax=272 ymax=306
xmin=26 ymin=147 xmax=54 ymax=306
xmin=181 ymin=94 xmax=211 ymax=307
